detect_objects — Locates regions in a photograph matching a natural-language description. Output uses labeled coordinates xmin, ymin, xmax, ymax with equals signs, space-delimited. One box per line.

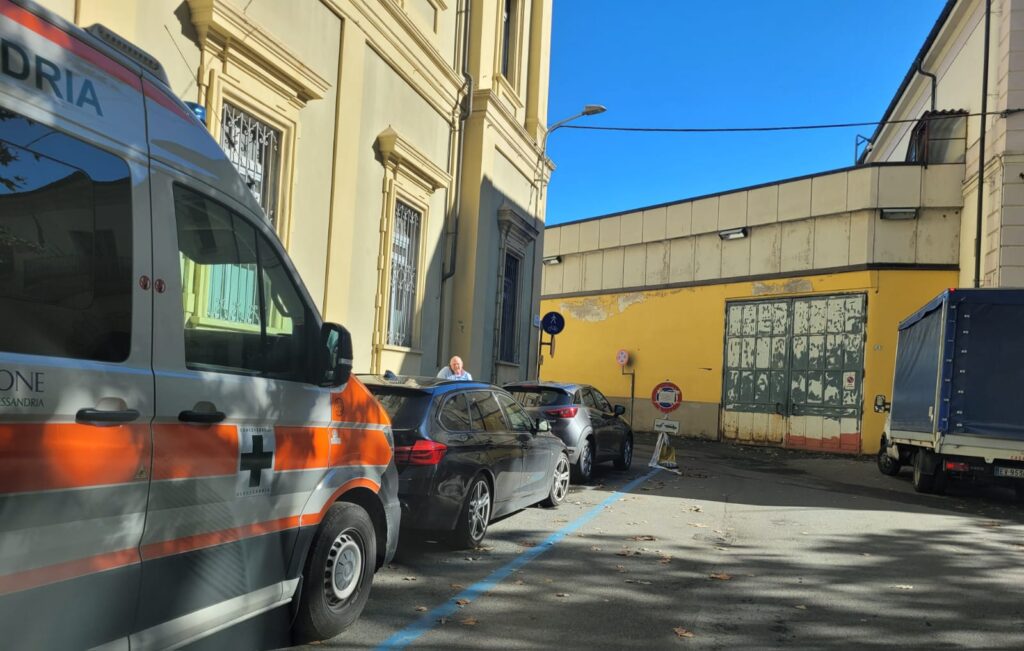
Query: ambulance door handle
xmin=178 ymin=409 xmax=226 ymax=424
xmin=76 ymin=408 xmax=140 ymax=424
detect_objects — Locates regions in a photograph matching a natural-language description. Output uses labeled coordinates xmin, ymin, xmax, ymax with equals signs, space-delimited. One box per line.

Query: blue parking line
xmin=376 ymin=466 xmax=663 ymax=650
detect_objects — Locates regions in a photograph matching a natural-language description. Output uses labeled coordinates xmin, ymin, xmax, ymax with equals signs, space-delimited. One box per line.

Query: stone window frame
xmin=188 ymin=0 xmax=329 ymax=247
xmin=494 ymin=203 xmax=540 ymax=370
xmin=372 ymin=128 xmax=451 ymax=370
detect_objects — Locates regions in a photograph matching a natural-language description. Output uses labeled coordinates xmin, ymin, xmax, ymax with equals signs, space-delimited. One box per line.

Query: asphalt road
xmin=218 ymin=434 xmax=1024 ymax=650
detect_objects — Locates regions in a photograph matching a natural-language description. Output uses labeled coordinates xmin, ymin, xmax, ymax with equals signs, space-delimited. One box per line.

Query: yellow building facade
xmin=41 ymin=0 xmax=553 ymax=382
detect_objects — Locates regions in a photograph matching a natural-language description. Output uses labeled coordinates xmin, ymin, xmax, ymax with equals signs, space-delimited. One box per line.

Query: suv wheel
xmin=614 ymin=433 xmax=633 ymax=471
xmin=572 ymin=438 xmax=593 ymax=483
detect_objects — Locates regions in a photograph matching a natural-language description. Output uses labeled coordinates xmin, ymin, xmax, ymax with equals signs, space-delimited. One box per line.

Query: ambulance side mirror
xmin=320 ymin=322 xmax=353 ymax=387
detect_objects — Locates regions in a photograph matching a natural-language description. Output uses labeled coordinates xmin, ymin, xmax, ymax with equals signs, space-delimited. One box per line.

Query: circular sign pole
xmin=539 ymin=311 xmax=564 ymax=366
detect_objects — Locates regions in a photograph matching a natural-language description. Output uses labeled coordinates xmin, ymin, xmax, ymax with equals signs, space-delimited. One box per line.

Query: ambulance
xmin=0 ymin=0 xmax=398 ymax=647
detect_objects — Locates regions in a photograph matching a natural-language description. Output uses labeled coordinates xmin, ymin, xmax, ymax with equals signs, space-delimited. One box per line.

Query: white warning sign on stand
xmin=654 ymin=418 xmax=679 ymax=435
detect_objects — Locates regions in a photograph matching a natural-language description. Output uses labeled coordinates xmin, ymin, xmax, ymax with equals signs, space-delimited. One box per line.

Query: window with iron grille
xmin=498 ymin=251 xmax=521 ymax=363
xmin=220 ymin=102 xmax=281 ymax=227
xmin=387 ymin=200 xmax=422 ymax=347
xmin=905 ymin=111 xmax=967 ymax=164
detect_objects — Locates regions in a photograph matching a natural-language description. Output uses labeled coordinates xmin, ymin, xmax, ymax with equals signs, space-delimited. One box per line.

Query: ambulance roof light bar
xmin=86 ymin=23 xmax=170 ymax=86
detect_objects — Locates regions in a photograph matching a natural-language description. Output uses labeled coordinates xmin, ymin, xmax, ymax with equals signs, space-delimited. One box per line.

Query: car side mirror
xmin=535 ymin=419 xmax=551 ymax=434
xmin=874 ymin=394 xmax=891 ymax=413
xmin=613 ymin=404 xmax=626 ymax=416
xmin=320 ymin=322 xmax=353 ymax=387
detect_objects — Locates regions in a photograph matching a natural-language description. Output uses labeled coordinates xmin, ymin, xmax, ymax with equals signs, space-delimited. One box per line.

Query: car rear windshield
xmin=506 ymin=387 xmax=570 ymax=408
xmin=366 ymin=387 xmax=432 ymax=430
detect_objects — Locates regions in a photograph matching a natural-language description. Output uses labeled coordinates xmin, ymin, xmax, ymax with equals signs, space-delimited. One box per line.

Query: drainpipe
xmin=436 ymin=0 xmax=473 ymax=368
xmin=917 ymin=60 xmax=937 ymax=113
xmin=974 ymin=0 xmax=991 ymax=288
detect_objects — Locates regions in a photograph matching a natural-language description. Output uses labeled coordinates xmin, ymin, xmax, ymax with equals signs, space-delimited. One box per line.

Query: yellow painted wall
xmin=540 ymin=269 xmax=957 ymax=453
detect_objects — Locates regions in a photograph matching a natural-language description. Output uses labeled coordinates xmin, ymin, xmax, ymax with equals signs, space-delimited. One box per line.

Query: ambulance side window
xmin=0 ymin=107 xmax=132 ymax=362
xmin=174 ymin=185 xmax=312 ymax=382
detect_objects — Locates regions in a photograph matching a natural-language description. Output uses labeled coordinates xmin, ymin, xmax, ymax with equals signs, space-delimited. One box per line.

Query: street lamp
xmin=541 ymin=104 xmax=607 ymax=154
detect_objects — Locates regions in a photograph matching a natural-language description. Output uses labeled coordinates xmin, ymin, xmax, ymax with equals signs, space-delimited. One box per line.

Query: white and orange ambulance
xmin=0 ymin=1 xmax=398 ymax=647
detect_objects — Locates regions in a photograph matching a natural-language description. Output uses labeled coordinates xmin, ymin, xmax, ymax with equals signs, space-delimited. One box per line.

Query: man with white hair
xmin=437 ymin=356 xmax=472 ymax=380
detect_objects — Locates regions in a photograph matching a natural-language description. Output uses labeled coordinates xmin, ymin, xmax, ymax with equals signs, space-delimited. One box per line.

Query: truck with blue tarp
xmin=876 ymin=288 xmax=1024 ymax=496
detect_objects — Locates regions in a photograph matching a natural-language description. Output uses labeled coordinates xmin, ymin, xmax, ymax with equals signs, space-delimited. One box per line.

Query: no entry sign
xmin=651 ymin=382 xmax=682 ymax=414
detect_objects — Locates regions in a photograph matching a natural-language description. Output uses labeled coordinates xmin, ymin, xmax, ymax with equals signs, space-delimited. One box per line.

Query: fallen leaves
xmin=659 ymin=555 xmax=672 ymax=565
xmin=403 ymin=576 xmax=417 ymax=581
xmin=625 ymin=579 xmax=652 ymax=585
xmin=629 ymin=535 xmax=657 ymax=541
xmin=555 ymin=592 xmax=569 ymax=598
xmin=688 ymin=522 xmax=708 ymax=528
xmin=415 ymin=606 xmax=428 ymax=612
xmin=455 ymin=598 xmax=471 ymax=607
xmin=674 ymin=627 xmax=695 ymax=639
xmin=794 ymin=605 xmax=807 ymax=610
xmin=709 ymin=572 xmax=732 ymax=581
xmin=450 ymin=583 xmax=464 ymax=590
xmin=616 ymin=549 xmax=642 ymax=557
xmin=980 ymin=521 xmax=1002 ymax=528
xmin=615 ymin=565 xmax=627 ymax=573
xmin=890 ymin=584 xmax=914 ymax=591
xmin=460 ymin=617 xmax=478 ymax=626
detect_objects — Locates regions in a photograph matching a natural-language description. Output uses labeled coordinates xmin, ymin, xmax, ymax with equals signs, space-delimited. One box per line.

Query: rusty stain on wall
xmin=751 ymin=278 xmax=814 ymax=295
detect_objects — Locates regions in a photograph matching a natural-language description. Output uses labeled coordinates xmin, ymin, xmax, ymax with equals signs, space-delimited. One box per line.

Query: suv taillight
xmin=545 ymin=406 xmax=578 ymax=419
xmin=394 ymin=440 xmax=448 ymax=465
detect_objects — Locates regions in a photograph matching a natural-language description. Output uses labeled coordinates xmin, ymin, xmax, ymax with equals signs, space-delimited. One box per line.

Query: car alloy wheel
xmin=469 ymin=480 xmax=491 ymax=542
xmin=552 ymin=454 xmax=570 ymax=502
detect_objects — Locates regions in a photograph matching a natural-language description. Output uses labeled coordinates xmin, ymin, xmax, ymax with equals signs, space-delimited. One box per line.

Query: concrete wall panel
xmin=874 ymin=219 xmax=917 ymax=263
xmin=602 ymin=248 xmax=625 ymax=290
xmin=579 ymin=220 xmax=600 ymax=251
xmin=811 ymin=172 xmax=848 ymax=216
xmin=645 ymin=241 xmax=670 ymax=285
xmin=720 ymin=235 xmax=752 ymax=278
xmin=666 ymin=201 xmax=693 ymax=237
xmin=669 ymin=237 xmax=695 ymax=283
xmin=878 ymin=166 xmax=922 ymax=207
xmin=778 ymin=179 xmax=812 ymax=222
xmin=748 ymin=185 xmax=779 ymax=226
xmin=561 ymin=254 xmax=582 ymax=293
xmin=694 ymin=233 xmax=722 ymax=280
xmin=583 ymin=251 xmax=603 ymax=291
xmin=558 ymin=223 xmax=580 ymax=254
xmin=780 ymin=220 xmax=814 ymax=272
xmin=813 ymin=215 xmax=851 ymax=268
xmin=544 ymin=228 xmax=561 ymax=256
xmin=621 ymin=212 xmax=643 ymax=246
xmin=847 ymin=167 xmax=878 ymax=211
xmin=749 ymin=223 xmax=782 ymax=276
xmin=623 ymin=244 xmax=646 ymax=287
xmin=719 ymin=192 xmax=748 ymax=230
xmin=692 ymin=197 xmax=720 ymax=234
xmin=916 ymin=209 xmax=961 ymax=264
xmin=599 ymin=216 xmax=621 ymax=249
xmin=642 ymin=206 xmax=668 ymax=242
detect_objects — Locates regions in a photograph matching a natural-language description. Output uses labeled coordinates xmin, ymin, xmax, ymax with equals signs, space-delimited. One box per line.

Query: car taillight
xmin=394 ymin=440 xmax=448 ymax=465
xmin=546 ymin=406 xmax=578 ymax=419
xmin=945 ymin=460 xmax=970 ymax=472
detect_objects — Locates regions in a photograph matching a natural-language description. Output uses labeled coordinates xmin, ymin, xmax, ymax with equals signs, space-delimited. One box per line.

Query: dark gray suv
xmin=504 ymin=382 xmax=633 ymax=482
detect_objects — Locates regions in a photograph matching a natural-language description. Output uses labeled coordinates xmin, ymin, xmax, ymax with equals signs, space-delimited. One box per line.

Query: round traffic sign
xmin=541 ymin=311 xmax=565 ymax=335
xmin=616 ymin=349 xmax=630 ymax=366
xmin=651 ymin=381 xmax=682 ymax=413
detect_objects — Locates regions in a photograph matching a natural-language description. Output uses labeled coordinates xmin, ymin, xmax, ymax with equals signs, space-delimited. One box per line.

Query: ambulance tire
xmin=293 ymin=502 xmax=376 ymax=643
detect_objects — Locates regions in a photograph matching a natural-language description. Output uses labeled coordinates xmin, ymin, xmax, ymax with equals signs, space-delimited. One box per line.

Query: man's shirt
xmin=437 ymin=367 xmax=472 ymax=380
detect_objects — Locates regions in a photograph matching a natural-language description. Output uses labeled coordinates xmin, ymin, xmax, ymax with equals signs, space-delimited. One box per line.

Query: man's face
xmin=450 ymin=357 xmax=463 ymax=373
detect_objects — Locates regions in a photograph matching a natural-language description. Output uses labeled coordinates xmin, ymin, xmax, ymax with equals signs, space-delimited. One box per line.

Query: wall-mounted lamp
xmin=880 ymin=208 xmax=919 ymax=220
xmin=718 ymin=227 xmax=749 ymax=241
xmin=542 ymin=255 xmax=562 ymax=266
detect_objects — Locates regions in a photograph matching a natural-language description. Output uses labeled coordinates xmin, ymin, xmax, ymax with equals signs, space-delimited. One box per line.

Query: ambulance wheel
xmin=293 ymin=502 xmax=376 ymax=643
xmin=877 ymin=437 xmax=901 ymax=476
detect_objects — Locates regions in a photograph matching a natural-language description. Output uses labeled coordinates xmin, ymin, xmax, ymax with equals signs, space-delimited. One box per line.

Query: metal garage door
xmin=722 ymin=294 xmax=866 ymax=449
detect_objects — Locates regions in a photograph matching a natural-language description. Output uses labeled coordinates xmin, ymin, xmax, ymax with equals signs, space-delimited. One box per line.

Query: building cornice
xmin=188 ymin=0 xmax=331 ymax=102
xmin=321 ymin=0 xmax=463 ymax=120
xmin=377 ymin=127 xmax=452 ymax=191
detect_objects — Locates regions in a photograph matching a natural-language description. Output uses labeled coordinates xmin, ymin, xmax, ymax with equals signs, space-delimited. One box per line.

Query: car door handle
xmin=178 ymin=409 xmax=226 ymax=424
xmin=76 ymin=408 xmax=140 ymax=424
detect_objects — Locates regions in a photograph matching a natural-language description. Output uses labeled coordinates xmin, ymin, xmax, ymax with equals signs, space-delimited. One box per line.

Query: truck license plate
xmin=994 ymin=466 xmax=1024 ymax=479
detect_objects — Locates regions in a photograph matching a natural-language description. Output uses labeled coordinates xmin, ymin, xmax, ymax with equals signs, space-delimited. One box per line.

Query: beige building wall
xmin=50 ymin=0 xmax=553 ymax=380
xmin=865 ymin=0 xmax=1024 ymax=289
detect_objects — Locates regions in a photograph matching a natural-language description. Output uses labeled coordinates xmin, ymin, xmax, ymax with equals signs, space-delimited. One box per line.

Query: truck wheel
xmin=877 ymin=437 xmax=901 ymax=476
xmin=912 ymin=450 xmax=937 ymax=494
xmin=293 ymin=502 xmax=376 ymax=643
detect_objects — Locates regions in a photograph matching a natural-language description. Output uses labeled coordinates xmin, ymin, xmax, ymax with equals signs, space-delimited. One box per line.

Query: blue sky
xmin=544 ymin=0 xmax=949 ymax=225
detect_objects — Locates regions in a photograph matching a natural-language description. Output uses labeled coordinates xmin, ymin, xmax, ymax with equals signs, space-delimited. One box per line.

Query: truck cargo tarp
xmin=890 ymin=304 xmax=942 ymax=433
xmin=951 ymin=302 xmax=1024 ymax=440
